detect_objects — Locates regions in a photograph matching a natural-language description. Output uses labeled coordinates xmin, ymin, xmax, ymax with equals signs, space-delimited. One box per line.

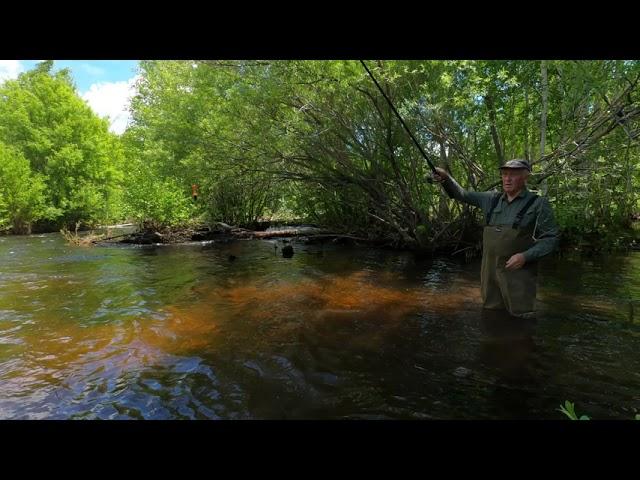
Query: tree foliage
xmin=126 ymin=60 xmax=640 ymax=250
xmin=2 ymin=60 xmax=639 ymax=252
xmin=0 ymin=61 xmax=125 ymax=233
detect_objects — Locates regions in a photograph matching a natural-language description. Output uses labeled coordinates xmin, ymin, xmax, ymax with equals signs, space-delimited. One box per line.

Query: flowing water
xmin=1 ymin=229 xmax=639 ymax=419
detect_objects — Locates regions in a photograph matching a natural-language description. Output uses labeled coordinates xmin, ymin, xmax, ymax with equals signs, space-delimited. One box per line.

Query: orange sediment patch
xmin=204 ymin=270 xmax=483 ymax=323
xmin=142 ymin=303 xmax=218 ymax=351
xmin=3 ymin=304 xmax=219 ymax=386
xmin=3 ymin=270 xmax=484 ymax=388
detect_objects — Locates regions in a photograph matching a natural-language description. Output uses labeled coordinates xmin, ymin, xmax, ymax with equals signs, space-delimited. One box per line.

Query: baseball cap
xmin=499 ymin=159 xmax=531 ymax=172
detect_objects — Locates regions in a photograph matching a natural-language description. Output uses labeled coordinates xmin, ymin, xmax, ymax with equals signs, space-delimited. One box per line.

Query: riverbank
xmin=102 ymin=222 xmax=640 ymax=258
xmin=6 ymin=218 xmax=639 ymax=256
xmin=98 ymin=222 xmax=388 ymax=249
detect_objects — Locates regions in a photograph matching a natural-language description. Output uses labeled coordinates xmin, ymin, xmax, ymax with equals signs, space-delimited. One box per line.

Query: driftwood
xmin=300 ymin=233 xmax=377 ymax=243
xmin=231 ymin=229 xmax=375 ymax=243
xmin=91 ymin=232 xmax=131 ymax=243
xmin=232 ymin=229 xmax=313 ymax=238
xmin=107 ymin=222 xmax=383 ymax=246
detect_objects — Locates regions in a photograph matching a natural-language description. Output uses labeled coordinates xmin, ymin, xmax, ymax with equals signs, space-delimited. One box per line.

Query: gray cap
xmin=499 ymin=159 xmax=531 ymax=172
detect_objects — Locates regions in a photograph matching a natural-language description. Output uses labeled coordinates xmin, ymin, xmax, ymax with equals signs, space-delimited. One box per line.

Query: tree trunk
xmin=438 ymin=140 xmax=450 ymax=218
xmin=524 ymin=86 xmax=530 ymax=161
xmin=539 ymin=60 xmax=549 ymax=193
xmin=540 ymin=60 xmax=549 ymax=159
xmin=484 ymin=93 xmax=504 ymax=166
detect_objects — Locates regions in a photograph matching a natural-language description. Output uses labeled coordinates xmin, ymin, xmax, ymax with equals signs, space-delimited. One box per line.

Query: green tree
xmin=0 ymin=142 xmax=51 ymax=234
xmin=120 ymin=127 xmax=196 ymax=228
xmin=0 ymin=61 xmax=126 ymax=231
xmin=125 ymin=60 xmax=640 ymax=250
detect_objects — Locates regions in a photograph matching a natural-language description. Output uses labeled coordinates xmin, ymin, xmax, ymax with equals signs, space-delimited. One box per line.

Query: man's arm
xmin=432 ymin=167 xmax=495 ymax=211
xmin=522 ymin=197 xmax=560 ymax=262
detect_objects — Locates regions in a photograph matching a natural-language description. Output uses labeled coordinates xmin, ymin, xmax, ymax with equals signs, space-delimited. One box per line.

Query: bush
xmin=0 ymin=143 xmax=52 ymax=234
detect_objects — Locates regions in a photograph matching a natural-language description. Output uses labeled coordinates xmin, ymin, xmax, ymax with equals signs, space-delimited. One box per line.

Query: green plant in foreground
xmin=559 ymin=401 xmax=640 ymax=420
xmin=558 ymin=401 xmax=591 ymax=420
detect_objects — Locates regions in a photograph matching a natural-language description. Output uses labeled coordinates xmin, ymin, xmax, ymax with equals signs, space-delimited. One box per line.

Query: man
xmin=432 ymin=159 xmax=559 ymax=318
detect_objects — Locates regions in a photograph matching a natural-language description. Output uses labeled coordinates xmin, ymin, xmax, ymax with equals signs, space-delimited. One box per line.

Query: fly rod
xmin=360 ymin=60 xmax=453 ymax=198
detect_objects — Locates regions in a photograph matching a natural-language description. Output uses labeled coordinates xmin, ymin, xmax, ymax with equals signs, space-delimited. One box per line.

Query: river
xmin=1 ymin=230 xmax=638 ymax=419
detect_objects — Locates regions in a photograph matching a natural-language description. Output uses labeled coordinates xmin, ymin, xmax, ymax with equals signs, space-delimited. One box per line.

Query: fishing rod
xmin=359 ymin=60 xmax=453 ymax=198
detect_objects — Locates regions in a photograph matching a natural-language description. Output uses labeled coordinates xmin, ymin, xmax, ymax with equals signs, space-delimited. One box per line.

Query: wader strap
xmin=512 ymin=195 xmax=539 ymax=229
xmin=485 ymin=194 xmax=502 ymax=226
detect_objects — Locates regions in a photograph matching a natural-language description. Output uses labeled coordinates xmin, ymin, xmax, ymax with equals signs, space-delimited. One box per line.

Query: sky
xmin=0 ymin=60 xmax=140 ymax=135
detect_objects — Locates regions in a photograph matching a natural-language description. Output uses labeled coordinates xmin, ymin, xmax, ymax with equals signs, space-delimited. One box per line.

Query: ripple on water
xmin=1 ymin=238 xmax=640 ymax=419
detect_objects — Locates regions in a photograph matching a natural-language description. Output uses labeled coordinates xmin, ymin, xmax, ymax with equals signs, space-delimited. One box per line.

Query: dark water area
xmin=0 ymin=229 xmax=639 ymax=419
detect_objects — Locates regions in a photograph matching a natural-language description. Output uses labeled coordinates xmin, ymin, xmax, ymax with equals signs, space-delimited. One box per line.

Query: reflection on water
xmin=0 ymin=231 xmax=639 ymax=419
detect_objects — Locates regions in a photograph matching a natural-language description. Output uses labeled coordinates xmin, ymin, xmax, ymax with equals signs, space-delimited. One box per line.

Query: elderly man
xmin=433 ymin=159 xmax=559 ymax=318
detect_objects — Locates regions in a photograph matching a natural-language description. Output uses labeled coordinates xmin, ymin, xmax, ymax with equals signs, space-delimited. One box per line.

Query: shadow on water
xmin=473 ymin=309 xmax=541 ymax=419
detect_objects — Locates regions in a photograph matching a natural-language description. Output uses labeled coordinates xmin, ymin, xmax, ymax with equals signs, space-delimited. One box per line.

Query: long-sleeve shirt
xmin=442 ymin=176 xmax=560 ymax=262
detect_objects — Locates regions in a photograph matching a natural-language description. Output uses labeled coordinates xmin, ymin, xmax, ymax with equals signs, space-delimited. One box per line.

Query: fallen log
xmin=231 ymin=230 xmax=374 ymax=244
xmin=110 ymin=224 xmax=379 ymax=246
xmin=91 ymin=232 xmax=131 ymax=243
xmin=233 ymin=229 xmax=307 ymax=239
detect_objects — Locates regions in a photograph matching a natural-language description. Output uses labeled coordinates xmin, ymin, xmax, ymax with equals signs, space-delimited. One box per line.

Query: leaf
xmin=558 ymin=400 xmax=578 ymax=420
xmin=558 ymin=400 xmax=593 ymax=420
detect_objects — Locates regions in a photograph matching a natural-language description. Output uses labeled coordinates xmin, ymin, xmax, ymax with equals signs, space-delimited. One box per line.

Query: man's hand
xmin=431 ymin=167 xmax=449 ymax=183
xmin=505 ymin=253 xmax=526 ymax=270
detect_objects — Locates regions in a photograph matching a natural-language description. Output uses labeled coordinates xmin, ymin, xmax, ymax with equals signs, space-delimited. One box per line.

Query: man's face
xmin=501 ymin=168 xmax=528 ymax=195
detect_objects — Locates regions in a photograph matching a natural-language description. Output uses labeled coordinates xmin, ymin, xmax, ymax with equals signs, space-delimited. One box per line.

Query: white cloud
xmin=0 ymin=60 xmax=25 ymax=83
xmin=81 ymin=76 xmax=139 ymax=135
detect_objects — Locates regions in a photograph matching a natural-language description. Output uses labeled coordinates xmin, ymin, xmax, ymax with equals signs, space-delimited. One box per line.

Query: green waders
xmin=481 ymin=195 xmax=539 ymax=317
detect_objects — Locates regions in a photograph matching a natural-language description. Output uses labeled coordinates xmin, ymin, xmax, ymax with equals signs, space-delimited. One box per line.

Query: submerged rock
xmin=453 ymin=367 xmax=472 ymax=378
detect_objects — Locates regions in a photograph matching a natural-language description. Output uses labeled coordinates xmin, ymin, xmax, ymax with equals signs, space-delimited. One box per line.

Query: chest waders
xmin=481 ymin=194 xmax=539 ymax=317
